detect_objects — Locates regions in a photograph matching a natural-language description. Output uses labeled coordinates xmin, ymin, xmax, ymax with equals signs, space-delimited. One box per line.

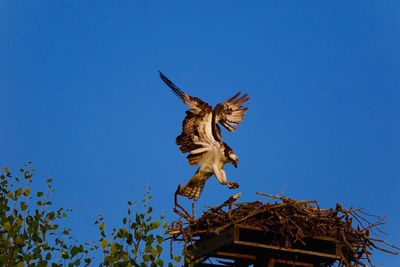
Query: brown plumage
xmin=160 ymin=72 xmax=249 ymax=200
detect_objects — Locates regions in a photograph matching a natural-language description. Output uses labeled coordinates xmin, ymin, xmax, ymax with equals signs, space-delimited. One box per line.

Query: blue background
xmin=1 ymin=1 xmax=399 ymax=265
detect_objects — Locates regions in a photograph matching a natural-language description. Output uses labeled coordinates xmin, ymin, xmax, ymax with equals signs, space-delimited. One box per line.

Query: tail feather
xmin=178 ymin=180 xmax=205 ymax=201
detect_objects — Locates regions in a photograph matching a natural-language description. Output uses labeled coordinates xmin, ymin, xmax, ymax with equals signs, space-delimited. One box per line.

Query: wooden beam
xmin=214 ymin=250 xmax=257 ymax=260
xmin=233 ymin=240 xmax=341 ymax=260
xmin=188 ymin=226 xmax=235 ymax=259
xmin=273 ymin=259 xmax=314 ymax=267
xmin=194 ymin=264 xmax=226 ymax=267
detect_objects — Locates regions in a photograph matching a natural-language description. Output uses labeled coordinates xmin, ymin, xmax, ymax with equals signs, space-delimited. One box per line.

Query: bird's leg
xmin=213 ymin=164 xmax=227 ymax=184
xmin=212 ymin=164 xmax=239 ymax=189
xmin=220 ymin=169 xmax=239 ymax=189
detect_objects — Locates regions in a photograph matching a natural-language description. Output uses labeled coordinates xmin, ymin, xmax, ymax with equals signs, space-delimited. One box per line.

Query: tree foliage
xmin=0 ymin=163 xmax=92 ymax=266
xmin=97 ymin=191 xmax=180 ymax=266
xmin=0 ymin=163 xmax=181 ymax=266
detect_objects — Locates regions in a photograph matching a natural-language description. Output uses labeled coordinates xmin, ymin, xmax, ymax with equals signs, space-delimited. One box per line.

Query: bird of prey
xmin=160 ymin=72 xmax=249 ymax=200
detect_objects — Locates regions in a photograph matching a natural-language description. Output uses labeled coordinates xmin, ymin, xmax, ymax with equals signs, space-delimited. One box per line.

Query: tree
xmin=0 ymin=163 xmax=181 ymax=266
xmin=96 ymin=190 xmax=180 ymax=267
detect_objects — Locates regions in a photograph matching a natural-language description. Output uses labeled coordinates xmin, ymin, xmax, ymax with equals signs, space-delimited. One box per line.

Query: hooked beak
xmin=233 ymin=158 xmax=239 ymax=168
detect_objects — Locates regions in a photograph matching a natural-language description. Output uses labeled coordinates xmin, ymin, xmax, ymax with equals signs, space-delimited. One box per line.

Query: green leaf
xmin=70 ymin=246 xmax=81 ymax=257
xmin=142 ymin=254 xmax=150 ymax=262
xmin=134 ymin=231 xmax=141 ymax=240
xmin=110 ymin=242 xmax=117 ymax=254
xmin=16 ymin=262 xmax=24 ymax=267
xmin=4 ymin=221 xmax=11 ymax=231
xmin=125 ymin=232 xmax=133 ymax=245
xmin=23 ymin=187 xmax=31 ymax=196
xmin=173 ymin=255 xmax=182 ymax=262
xmin=24 ymin=171 xmax=33 ymax=179
xmin=150 ymin=247 xmax=158 ymax=257
xmin=37 ymin=192 xmax=44 ymax=197
xmin=20 ymin=201 xmax=28 ymax=211
xmin=15 ymin=187 xmax=23 ymax=197
xmin=151 ymin=221 xmax=161 ymax=229
xmin=15 ymin=218 xmax=22 ymax=228
xmin=122 ymin=253 xmax=129 ymax=261
xmin=61 ymin=251 xmax=69 ymax=259
xmin=99 ymin=223 xmax=105 ymax=231
xmin=101 ymin=239 xmax=108 ymax=248
xmin=144 ymin=244 xmax=152 ymax=253
xmin=156 ymin=259 xmax=164 ymax=266
xmin=15 ymin=237 xmax=25 ymax=246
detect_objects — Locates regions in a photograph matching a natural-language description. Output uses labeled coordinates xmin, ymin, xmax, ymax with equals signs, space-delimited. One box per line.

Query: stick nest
xmin=169 ymin=192 xmax=399 ymax=266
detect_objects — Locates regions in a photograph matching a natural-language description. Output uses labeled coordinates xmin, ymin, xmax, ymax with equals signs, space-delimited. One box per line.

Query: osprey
xmin=160 ymin=72 xmax=249 ymax=200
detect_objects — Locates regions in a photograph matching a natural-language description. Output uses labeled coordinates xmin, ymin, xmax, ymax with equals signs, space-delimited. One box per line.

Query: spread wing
xmin=214 ymin=92 xmax=249 ymax=132
xmin=159 ymin=71 xmax=210 ymax=114
xmin=160 ymin=71 xmax=217 ymax=166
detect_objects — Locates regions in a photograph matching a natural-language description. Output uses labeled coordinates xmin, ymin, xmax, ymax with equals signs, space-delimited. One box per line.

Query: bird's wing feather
xmin=214 ymin=92 xmax=249 ymax=132
xmin=182 ymin=114 xmax=219 ymax=166
xmin=159 ymin=71 xmax=217 ymax=166
xmin=159 ymin=71 xmax=211 ymax=113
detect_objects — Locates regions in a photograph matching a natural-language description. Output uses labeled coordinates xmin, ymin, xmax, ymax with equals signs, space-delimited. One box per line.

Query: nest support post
xmin=187 ymin=224 xmax=341 ymax=267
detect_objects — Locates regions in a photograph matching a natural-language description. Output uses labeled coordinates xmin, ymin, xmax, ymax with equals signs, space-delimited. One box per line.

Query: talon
xmin=227 ymin=182 xmax=239 ymax=189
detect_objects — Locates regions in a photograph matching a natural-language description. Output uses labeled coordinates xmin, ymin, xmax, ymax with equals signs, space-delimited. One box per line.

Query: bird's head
xmin=223 ymin=143 xmax=239 ymax=168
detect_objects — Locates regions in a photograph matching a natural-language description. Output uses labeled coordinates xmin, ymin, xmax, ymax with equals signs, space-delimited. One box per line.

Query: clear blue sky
xmin=1 ymin=1 xmax=399 ymax=265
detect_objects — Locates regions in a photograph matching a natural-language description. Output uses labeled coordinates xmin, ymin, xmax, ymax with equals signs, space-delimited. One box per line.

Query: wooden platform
xmin=187 ymin=224 xmax=341 ymax=267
